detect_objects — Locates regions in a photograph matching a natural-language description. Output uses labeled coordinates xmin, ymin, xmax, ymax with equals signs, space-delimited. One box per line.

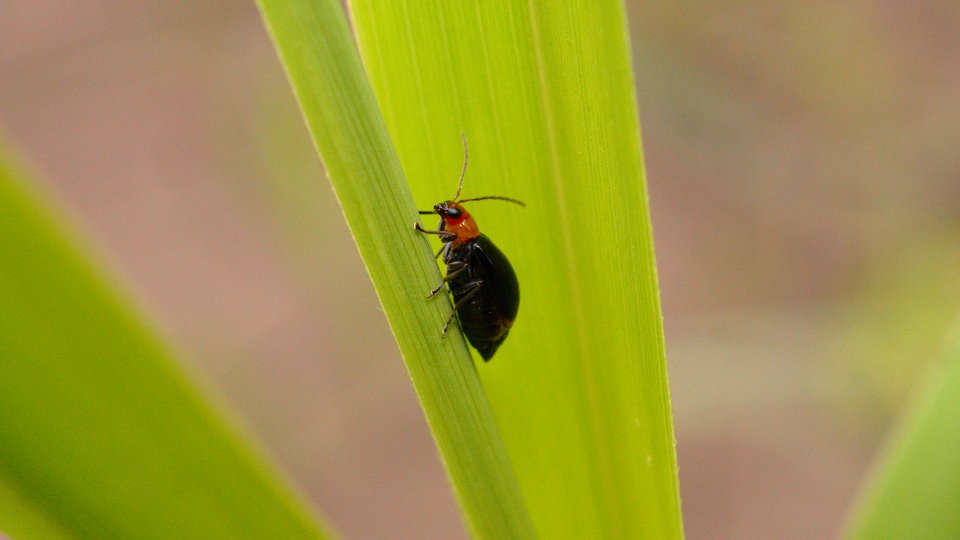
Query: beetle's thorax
xmin=439 ymin=202 xmax=480 ymax=248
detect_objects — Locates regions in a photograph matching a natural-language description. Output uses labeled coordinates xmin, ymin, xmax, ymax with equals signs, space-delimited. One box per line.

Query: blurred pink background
xmin=2 ymin=1 xmax=959 ymax=538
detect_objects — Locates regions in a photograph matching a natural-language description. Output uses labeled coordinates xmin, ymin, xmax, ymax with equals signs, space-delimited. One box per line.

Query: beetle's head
xmin=433 ymin=201 xmax=467 ymax=224
xmin=428 ymin=201 xmax=478 ymax=247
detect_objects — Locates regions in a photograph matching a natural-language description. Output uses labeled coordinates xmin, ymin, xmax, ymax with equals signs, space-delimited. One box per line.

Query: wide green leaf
xmin=0 ymin=148 xmax=328 ymax=538
xmin=845 ymin=324 xmax=960 ymax=539
xmin=349 ymin=1 xmax=683 ymax=538
xmin=255 ymin=1 xmax=536 ymax=538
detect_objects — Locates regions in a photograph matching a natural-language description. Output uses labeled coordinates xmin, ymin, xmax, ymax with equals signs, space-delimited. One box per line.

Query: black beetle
xmin=414 ymin=136 xmax=524 ymax=360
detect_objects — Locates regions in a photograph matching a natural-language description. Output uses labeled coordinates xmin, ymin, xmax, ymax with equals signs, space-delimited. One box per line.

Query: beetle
xmin=414 ymin=136 xmax=524 ymax=361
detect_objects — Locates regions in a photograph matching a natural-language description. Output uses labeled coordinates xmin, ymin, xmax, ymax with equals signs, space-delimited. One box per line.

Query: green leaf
xmin=348 ymin=1 xmax=683 ymax=538
xmin=845 ymin=324 xmax=960 ymax=539
xmin=255 ymin=1 xmax=536 ymax=538
xmin=0 ymin=148 xmax=329 ymax=538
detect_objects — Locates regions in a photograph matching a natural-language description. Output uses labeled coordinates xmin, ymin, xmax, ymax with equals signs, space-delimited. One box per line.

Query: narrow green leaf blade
xmin=846 ymin=327 xmax=960 ymax=539
xmin=349 ymin=1 xmax=683 ymax=538
xmin=255 ymin=1 xmax=536 ymax=537
xmin=0 ymin=149 xmax=328 ymax=538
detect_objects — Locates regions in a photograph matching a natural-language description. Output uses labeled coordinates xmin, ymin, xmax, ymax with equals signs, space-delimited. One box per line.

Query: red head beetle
xmin=414 ymin=135 xmax=524 ymax=360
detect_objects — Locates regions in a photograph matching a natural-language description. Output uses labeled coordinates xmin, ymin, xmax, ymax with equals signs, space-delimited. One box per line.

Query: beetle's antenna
xmin=418 ymin=210 xmax=436 ymax=214
xmin=457 ymin=195 xmax=526 ymax=207
xmin=453 ymin=132 xmax=468 ymax=200
xmin=448 ymin=133 xmax=523 ymax=208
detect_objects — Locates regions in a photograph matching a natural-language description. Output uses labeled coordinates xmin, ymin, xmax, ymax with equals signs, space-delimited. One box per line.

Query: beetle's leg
xmin=441 ymin=281 xmax=482 ymax=336
xmin=427 ymin=261 xmax=467 ymax=298
xmin=434 ymin=244 xmax=446 ymax=259
xmin=441 ymin=311 xmax=457 ymax=335
xmin=414 ymin=222 xmax=456 ymax=242
xmin=453 ymin=281 xmax=483 ymax=309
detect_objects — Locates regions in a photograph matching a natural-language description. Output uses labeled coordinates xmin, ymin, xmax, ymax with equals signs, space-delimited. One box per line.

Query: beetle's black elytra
xmin=414 ymin=135 xmax=523 ymax=361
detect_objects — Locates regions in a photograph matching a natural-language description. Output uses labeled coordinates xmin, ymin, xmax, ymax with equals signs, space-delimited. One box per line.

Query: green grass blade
xmin=845 ymin=325 xmax=960 ymax=539
xmin=349 ymin=1 xmax=683 ymax=538
xmin=254 ymin=1 xmax=536 ymax=538
xmin=0 ymin=148 xmax=328 ymax=538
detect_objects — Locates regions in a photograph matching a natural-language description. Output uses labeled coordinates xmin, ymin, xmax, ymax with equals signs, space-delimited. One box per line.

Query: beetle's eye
xmin=446 ymin=207 xmax=462 ymax=219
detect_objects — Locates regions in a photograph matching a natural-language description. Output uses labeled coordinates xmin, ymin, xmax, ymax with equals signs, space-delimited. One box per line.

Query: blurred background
xmin=2 ymin=1 xmax=958 ymax=538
